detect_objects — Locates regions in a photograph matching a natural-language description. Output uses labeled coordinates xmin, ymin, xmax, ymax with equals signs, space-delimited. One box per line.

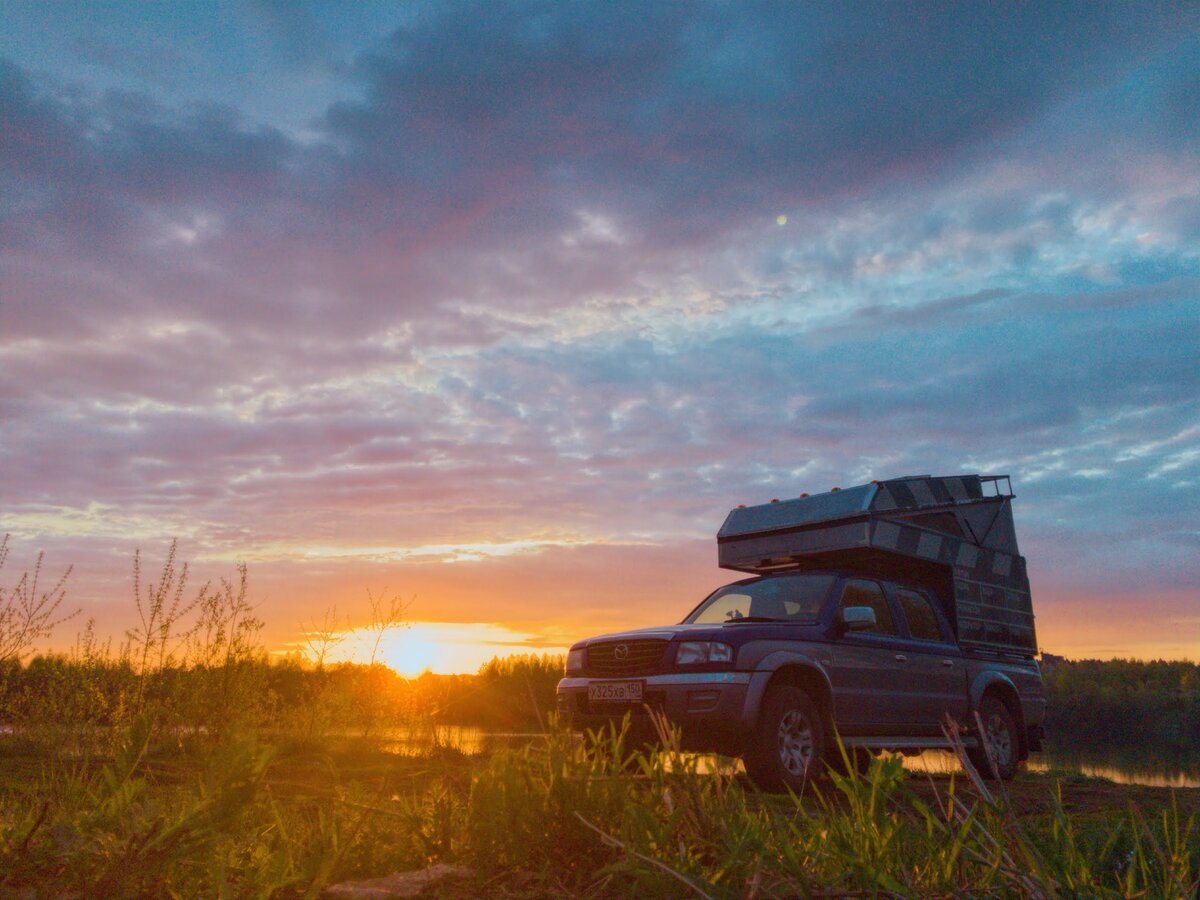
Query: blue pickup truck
xmin=557 ymin=474 xmax=1046 ymax=791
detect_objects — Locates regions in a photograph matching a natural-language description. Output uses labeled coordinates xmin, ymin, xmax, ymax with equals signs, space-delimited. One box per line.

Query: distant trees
xmin=0 ymin=651 xmax=565 ymax=736
xmin=449 ymin=653 xmax=564 ymax=729
xmin=1041 ymin=657 xmax=1200 ymax=755
xmin=8 ymin=536 xmax=1195 ymax=760
xmin=4 ymin=636 xmax=1199 ymax=760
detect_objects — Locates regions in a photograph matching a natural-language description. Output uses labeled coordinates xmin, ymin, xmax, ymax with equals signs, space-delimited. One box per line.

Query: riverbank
xmin=2 ymin=723 xmax=1196 ymax=897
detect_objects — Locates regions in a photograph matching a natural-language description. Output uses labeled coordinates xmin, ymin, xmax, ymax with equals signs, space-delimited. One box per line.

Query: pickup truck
xmin=557 ymin=474 xmax=1047 ymax=790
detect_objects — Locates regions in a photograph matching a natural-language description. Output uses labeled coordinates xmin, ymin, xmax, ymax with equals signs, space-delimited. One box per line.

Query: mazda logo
xmin=613 ymin=644 xmax=629 ymax=660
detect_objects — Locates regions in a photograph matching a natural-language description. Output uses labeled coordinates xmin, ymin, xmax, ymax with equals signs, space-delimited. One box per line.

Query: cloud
xmin=1 ymin=4 xmax=1198 ymax=658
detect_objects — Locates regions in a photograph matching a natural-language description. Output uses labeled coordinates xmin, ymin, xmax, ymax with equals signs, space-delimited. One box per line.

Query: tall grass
xmin=454 ymin=716 xmax=1200 ymax=897
xmin=0 ymin=534 xmax=76 ymax=664
xmin=0 ymin=540 xmax=1196 ymax=896
xmin=3 ymin=709 xmax=1196 ymax=897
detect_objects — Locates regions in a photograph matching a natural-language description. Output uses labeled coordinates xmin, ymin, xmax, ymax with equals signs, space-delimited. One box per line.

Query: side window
xmin=758 ymin=574 xmax=834 ymax=622
xmin=839 ymin=579 xmax=896 ymax=635
xmin=897 ymin=589 xmax=944 ymax=642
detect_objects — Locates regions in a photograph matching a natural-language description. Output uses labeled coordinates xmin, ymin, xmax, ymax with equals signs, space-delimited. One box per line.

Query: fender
xmin=969 ymin=669 xmax=1019 ymax=714
xmin=740 ymin=650 xmax=835 ymax=728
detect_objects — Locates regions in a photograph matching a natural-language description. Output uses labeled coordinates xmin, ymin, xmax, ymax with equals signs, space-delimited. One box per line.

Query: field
xmin=1 ymin=545 xmax=1198 ymax=897
xmin=1 ymin=714 xmax=1198 ymax=899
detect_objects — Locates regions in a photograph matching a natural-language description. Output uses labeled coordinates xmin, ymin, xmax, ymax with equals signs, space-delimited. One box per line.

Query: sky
xmin=1 ymin=1 xmax=1197 ymax=672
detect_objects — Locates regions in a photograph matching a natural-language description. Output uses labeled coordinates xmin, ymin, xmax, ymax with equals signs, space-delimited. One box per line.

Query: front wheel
xmin=967 ymin=695 xmax=1021 ymax=781
xmin=743 ymin=686 xmax=826 ymax=792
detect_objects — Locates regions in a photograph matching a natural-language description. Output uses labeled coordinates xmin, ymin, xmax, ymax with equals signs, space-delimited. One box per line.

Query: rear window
xmin=686 ymin=573 xmax=835 ymax=624
xmin=897 ymin=588 xmax=944 ymax=642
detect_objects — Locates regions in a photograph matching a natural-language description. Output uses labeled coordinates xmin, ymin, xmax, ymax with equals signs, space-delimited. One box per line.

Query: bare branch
xmin=365 ymin=587 xmax=414 ymax=666
xmin=0 ymin=535 xmax=79 ymax=663
xmin=302 ymin=605 xmax=345 ymax=669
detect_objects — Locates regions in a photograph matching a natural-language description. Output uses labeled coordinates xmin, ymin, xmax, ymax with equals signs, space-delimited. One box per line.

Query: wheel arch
xmin=971 ymin=673 xmax=1027 ymax=760
xmin=756 ymin=659 xmax=835 ymax=735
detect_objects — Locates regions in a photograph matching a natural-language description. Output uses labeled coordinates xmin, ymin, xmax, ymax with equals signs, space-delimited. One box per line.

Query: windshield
xmin=685 ymin=573 xmax=835 ymax=625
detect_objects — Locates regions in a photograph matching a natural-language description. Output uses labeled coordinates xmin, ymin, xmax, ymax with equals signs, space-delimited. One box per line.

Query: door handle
xmin=942 ymin=659 xmax=955 ymax=667
xmin=894 ymin=654 xmax=907 ymax=662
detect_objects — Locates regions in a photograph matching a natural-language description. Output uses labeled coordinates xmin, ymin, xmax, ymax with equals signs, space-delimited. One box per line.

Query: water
xmin=375 ymin=724 xmax=542 ymax=756
xmin=5 ymin=722 xmax=1196 ymax=788
xmin=881 ymin=749 xmax=1200 ymax=789
xmin=374 ymin=725 xmax=1200 ymax=789
xmin=1027 ymin=751 xmax=1200 ymax=789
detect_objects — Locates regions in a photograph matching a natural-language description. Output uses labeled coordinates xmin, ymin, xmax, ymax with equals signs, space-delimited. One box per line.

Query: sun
xmin=316 ymin=621 xmax=570 ymax=675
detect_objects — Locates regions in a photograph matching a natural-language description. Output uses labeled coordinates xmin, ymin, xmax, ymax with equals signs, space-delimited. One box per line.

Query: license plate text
xmin=587 ymin=681 xmax=643 ymax=703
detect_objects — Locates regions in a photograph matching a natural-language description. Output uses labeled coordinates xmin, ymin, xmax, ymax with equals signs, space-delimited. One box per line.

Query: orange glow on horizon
xmin=293 ymin=621 xmax=572 ymax=676
xmin=281 ymin=610 xmax=1197 ymax=677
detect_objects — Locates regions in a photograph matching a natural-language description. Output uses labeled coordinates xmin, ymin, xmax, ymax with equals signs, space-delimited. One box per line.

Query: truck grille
xmin=586 ymin=639 xmax=667 ymax=676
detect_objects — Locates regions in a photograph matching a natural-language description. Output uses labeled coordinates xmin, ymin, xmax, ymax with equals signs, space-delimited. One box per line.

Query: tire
xmin=967 ymin=695 xmax=1021 ymax=781
xmin=743 ymin=686 xmax=826 ymax=792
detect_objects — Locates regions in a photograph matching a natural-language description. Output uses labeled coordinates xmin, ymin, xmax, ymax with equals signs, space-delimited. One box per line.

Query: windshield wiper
xmin=723 ymin=615 xmax=784 ymax=623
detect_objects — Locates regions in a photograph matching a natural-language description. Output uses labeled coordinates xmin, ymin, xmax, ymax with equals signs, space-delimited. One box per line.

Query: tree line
xmin=1040 ymin=655 xmax=1199 ymax=756
xmin=4 ymin=649 xmax=1198 ymax=753
xmin=2 ymin=537 xmax=1196 ymax=756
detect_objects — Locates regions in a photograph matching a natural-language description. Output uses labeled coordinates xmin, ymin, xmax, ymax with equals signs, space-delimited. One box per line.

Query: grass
xmin=1 ymin=543 xmax=1197 ymax=896
xmin=1 ymin=715 xmax=1197 ymax=898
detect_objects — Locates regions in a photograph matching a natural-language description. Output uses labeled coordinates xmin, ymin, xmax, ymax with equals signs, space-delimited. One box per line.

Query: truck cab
xmin=557 ymin=474 xmax=1047 ymax=791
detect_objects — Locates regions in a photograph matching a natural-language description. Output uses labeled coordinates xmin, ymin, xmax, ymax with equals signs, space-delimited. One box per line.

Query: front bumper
xmin=557 ymin=672 xmax=752 ymax=751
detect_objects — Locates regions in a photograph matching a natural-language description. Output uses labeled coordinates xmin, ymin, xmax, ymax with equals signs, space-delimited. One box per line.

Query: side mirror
xmin=841 ymin=606 xmax=877 ymax=632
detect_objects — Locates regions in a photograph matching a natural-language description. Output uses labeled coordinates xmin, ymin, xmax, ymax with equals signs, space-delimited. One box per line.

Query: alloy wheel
xmin=985 ymin=713 xmax=1014 ymax=767
xmin=776 ymin=709 xmax=815 ymax=776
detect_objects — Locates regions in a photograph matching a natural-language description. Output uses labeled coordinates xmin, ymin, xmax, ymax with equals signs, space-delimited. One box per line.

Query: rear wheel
xmin=967 ymin=695 xmax=1020 ymax=781
xmin=743 ymin=686 xmax=826 ymax=792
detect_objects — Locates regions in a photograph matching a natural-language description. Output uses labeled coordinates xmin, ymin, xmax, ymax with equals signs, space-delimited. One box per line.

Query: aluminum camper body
xmin=717 ymin=474 xmax=1037 ymax=657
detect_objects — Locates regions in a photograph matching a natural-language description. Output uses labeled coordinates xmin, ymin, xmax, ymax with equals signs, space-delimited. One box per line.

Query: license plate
xmin=587 ymin=681 xmax=643 ymax=703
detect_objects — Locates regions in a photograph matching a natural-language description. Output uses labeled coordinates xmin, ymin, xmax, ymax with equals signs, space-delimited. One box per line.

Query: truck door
xmin=827 ymin=578 xmax=912 ymax=733
xmin=892 ymin=586 xmax=968 ymax=732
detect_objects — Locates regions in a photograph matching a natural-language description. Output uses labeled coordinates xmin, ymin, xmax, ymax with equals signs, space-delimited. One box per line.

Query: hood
xmin=572 ymin=623 xmax=720 ymax=647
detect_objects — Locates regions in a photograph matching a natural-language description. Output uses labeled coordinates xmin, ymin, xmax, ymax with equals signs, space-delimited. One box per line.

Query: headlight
xmin=565 ymin=647 xmax=586 ymax=675
xmin=675 ymin=641 xmax=734 ymax=666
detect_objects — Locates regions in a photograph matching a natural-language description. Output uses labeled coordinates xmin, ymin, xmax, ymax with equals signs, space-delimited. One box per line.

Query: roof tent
xmin=717 ymin=475 xmax=1036 ymax=656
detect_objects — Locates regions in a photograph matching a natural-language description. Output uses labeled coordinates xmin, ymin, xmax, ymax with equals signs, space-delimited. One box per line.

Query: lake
xmin=902 ymin=748 xmax=1200 ymax=789
xmin=5 ymin=722 xmax=1195 ymax=788
xmin=379 ymin=724 xmax=1200 ymax=789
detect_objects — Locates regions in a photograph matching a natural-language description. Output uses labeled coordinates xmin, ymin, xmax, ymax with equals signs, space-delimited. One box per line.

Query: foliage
xmin=461 ymin=652 xmax=564 ymax=729
xmin=1043 ymin=657 xmax=1200 ymax=756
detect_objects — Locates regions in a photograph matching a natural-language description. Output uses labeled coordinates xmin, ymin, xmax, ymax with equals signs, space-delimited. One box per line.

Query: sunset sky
xmin=2 ymin=2 xmax=1197 ymax=672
